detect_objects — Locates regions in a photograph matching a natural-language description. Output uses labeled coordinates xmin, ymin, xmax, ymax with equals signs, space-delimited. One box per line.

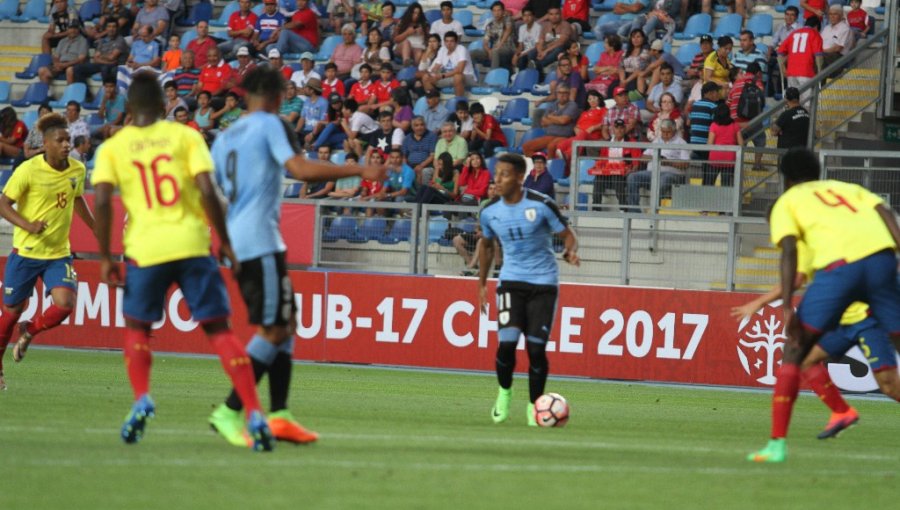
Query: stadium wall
xmin=4 ymin=259 xmax=893 ymax=394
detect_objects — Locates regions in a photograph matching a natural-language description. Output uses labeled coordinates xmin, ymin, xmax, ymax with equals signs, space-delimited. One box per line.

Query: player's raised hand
xmin=219 ymin=242 xmax=241 ymax=276
xmin=100 ymin=256 xmax=123 ymax=287
xmin=360 ymin=164 xmax=387 ymax=183
xmin=730 ymin=302 xmax=759 ymax=321
xmin=563 ymin=249 xmax=580 ymax=266
xmin=27 ymin=220 xmax=48 ymax=234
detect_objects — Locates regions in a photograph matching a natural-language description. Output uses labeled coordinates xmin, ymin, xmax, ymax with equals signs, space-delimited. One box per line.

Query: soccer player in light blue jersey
xmin=478 ymin=153 xmax=580 ymax=426
xmin=209 ymin=67 xmax=384 ymax=447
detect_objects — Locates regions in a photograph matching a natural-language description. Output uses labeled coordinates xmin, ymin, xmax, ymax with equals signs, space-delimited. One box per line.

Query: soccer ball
xmin=533 ymin=393 xmax=569 ymax=427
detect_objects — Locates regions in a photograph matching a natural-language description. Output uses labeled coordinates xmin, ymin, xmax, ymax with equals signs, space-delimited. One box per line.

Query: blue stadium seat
xmin=675 ymin=42 xmax=700 ymax=67
xmin=86 ymin=113 xmax=103 ymax=126
xmin=180 ymin=29 xmax=198 ymax=50
xmin=0 ymin=0 xmax=17 ymax=20
xmin=49 ymin=83 xmax=87 ymax=109
xmin=15 ymin=54 xmax=52 ymax=80
xmin=384 ymin=219 xmax=411 ymax=244
xmin=467 ymin=39 xmax=484 ymax=54
xmin=11 ymin=83 xmax=49 ymax=108
xmin=178 ymin=0 xmax=213 ymax=27
xmin=453 ymin=10 xmax=474 ymax=28
xmin=747 ymin=14 xmax=773 ymax=38
xmin=578 ymin=159 xmax=596 ymax=184
xmin=585 ymin=42 xmax=604 ymax=66
xmin=471 ymin=68 xmax=509 ymax=95
xmin=283 ymin=183 xmax=302 ymax=198
xmin=0 ymin=81 xmax=9 ymax=104
xmin=78 ymin=0 xmax=102 ymax=22
xmin=499 ymin=98 xmax=529 ymax=125
xmin=775 ymin=0 xmax=800 ymax=13
xmin=315 ymin=35 xmax=342 ymax=62
xmin=427 ymin=217 xmax=449 ymax=244
xmin=397 ymin=66 xmax=417 ymax=83
xmin=595 ymin=13 xmax=620 ymax=27
xmin=517 ymin=128 xmax=545 ymax=152
xmin=464 ymin=11 xmax=491 ymax=37
xmin=591 ymin=0 xmax=615 ymax=11
xmin=424 ymin=9 xmax=441 ymax=24
xmin=412 ymin=96 xmax=428 ymax=116
xmin=359 ymin=217 xmax=389 ymax=242
xmin=674 ymin=13 xmax=711 ymax=40
xmin=501 ymin=69 xmax=538 ymax=95
xmin=712 ymin=14 xmax=743 ymax=38
xmin=322 ymin=217 xmax=359 ymax=243
xmin=22 ymin=110 xmax=38 ymax=129
xmin=714 ymin=3 xmax=728 ymax=12
xmin=82 ymin=91 xmax=103 ymax=111
xmin=501 ymin=127 xmax=516 ymax=151
xmin=547 ymin=159 xmax=567 ymax=184
xmin=444 ymin=96 xmax=467 ymax=115
xmin=210 ymin=1 xmax=239 ymax=27
xmin=11 ymin=0 xmax=48 ymax=22
xmin=486 ymin=156 xmax=497 ymax=177
xmin=0 ymin=170 xmax=13 ymax=189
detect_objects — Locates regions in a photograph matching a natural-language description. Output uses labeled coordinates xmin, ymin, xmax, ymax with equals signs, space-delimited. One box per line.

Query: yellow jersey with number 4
xmin=770 ymin=180 xmax=894 ymax=271
xmin=91 ymin=121 xmax=214 ymax=267
xmin=2 ymin=156 xmax=85 ymax=259
xmin=795 ymin=241 xmax=869 ymax=326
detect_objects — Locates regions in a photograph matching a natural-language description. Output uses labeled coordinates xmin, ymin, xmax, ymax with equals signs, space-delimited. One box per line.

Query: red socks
xmin=802 ymin=363 xmax=850 ymax=414
xmin=0 ymin=309 xmax=22 ymax=372
xmin=27 ymin=304 xmax=72 ymax=336
xmin=210 ymin=330 xmax=262 ymax=415
xmin=771 ymin=363 xmax=801 ymax=439
xmin=124 ymin=328 xmax=153 ymax=400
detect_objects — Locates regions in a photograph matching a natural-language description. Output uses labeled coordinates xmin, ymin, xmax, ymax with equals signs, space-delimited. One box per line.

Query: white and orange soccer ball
xmin=533 ymin=393 xmax=569 ymax=427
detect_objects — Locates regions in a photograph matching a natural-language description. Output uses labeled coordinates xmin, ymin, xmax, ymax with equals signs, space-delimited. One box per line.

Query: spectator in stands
xmin=602 ymin=86 xmax=640 ymax=140
xmin=365 ymin=110 xmax=405 ymax=162
xmin=458 ymin=152 xmax=491 ymax=205
xmin=43 ymin=0 xmax=81 ymax=55
xmin=342 ymin=98 xmax=380 ymax=156
xmin=777 ymin=16 xmax=823 ymax=104
xmin=563 ymin=0 xmax=591 ymax=34
xmin=706 ymin=102 xmax=743 ymax=186
xmin=732 ymin=30 xmax=767 ymax=75
xmin=619 ymin=29 xmax=651 ymax=95
xmin=311 ymin=94 xmax=348 ymax=149
xmin=393 ymin=2 xmax=429 ymax=66
xmin=422 ymin=32 xmax=477 ymax=99
xmin=349 ymin=64 xmax=378 ymax=114
xmin=454 ymin=183 xmax=500 ymax=276
xmin=541 ymin=55 xmax=586 ymax=107
xmin=593 ymin=0 xmax=647 ymax=41
xmin=800 ymin=0 xmax=826 ymax=23
xmin=329 ymin=165 xmax=365 ymax=206
xmin=770 ymin=86 xmax=810 ymax=150
xmin=727 ymin=62 xmax=765 ymax=168
xmin=470 ymin=2 xmax=516 ymax=71
xmin=646 ymin=63 xmax=683 ymax=115
xmin=175 ymin=106 xmax=198 ymax=131
xmin=252 ymin=0 xmax=286 ymax=56
xmin=430 ymin=1 xmax=464 ymax=41
xmin=423 ymin=90 xmax=449 ymax=134
xmin=298 ymin=78 xmax=328 ymax=140
xmin=625 ymin=118 xmax=690 ymax=207
xmin=92 ymin=0 xmax=132 ymax=39
xmin=291 ymin=53 xmax=321 ymax=90
xmin=390 ymin=87 xmax=414 ymax=132
xmin=71 ymin=19 xmax=128 ymax=86
xmin=172 ymin=50 xmax=201 ymax=101
xmin=768 ymin=6 xmax=800 ymax=96
xmin=684 ymin=34 xmax=714 ymax=85
xmin=332 ymin=24 xmax=364 ymax=80
xmin=563 ymin=41 xmax=590 ymax=82
xmin=646 ymin=91 xmax=682 ymax=142
xmin=585 ymin=34 xmax=623 ymax=97
xmin=414 ymin=152 xmax=458 ymax=204
xmin=322 ymin=63 xmax=347 ymax=98
xmin=38 ymin=26 xmax=88 ymax=84
xmin=194 ymin=91 xmax=214 ymax=137
xmin=590 ymin=119 xmax=641 ymax=209
xmin=233 ymin=47 xmax=258 ymax=88
xmin=523 ymin=83 xmax=580 ymax=156
xmin=131 ymin=0 xmax=169 ymax=43
xmin=446 ymin=100 xmax=473 ymax=140
xmin=524 ymin=152 xmax=555 ymax=197
xmin=557 ymin=89 xmax=606 ymax=163
xmin=641 ymin=38 xmax=684 ymax=92
xmin=435 ymin=122 xmax=469 ymax=168
xmin=164 ymin=80 xmax=188 ymax=121
xmin=704 ymin=36 xmax=733 ymax=88
xmin=64 ymin=101 xmax=89 ymax=146
xmin=275 ymin=0 xmax=321 ymax=55
xmin=211 ymin=92 xmax=244 ymax=131
xmin=0 ymin=108 xmax=27 ymax=159
xmin=279 ymin=81 xmax=304 ymax=125
xmin=372 ymin=66 xmax=402 ymax=115
xmin=468 ymin=102 xmax=507 ymax=157
xmin=379 ymin=148 xmax=418 ymax=202
xmin=70 ymin=135 xmax=90 ymax=164
xmin=415 ymin=34 xmax=443 ymax=92
xmin=126 ymin=25 xmax=162 ymax=70
xmin=162 ymin=34 xmax=182 ymax=71
xmin=364 ymin=1 xmax=398 ymax=43
xmin=96 ymin=78 xmax=126 ymax=139
xmin=300 ymin=146 xmax=338 ymax=199
xmin=534 ymin=7 xmax=576 ymax=80
xmin=18 ymin=104 xmax=50 ymax=163
xmin=513 ymin=8 xmax=543 ymax=72
xmin=688 ymin=81 xmax=720 ymax=173
xmin=402 ymin=116 xmax=438 ymax=184
xmin=356 ymin=29 xmax=392 ymax=79
xmin=186 ymin=21 xmax=216 ymax=68
xmin=218 ymin=0 xmax=258 ymax=60
xmin=325 ymin=0 xmax=356 ymax=35
xmin=266 ymin=48 xmax=293 ymax=81
xmin=199 ymin=47 xmax=237 ymax=106
xmin=821 ymin=5 xmax=854 ymax=68
xmin=642 ymin=0 xmax=679 ymax=43
xmin=710 ymin=0 xmax=748 ymax=21
xmin=846 ymin=0 xmax=871 ymax=40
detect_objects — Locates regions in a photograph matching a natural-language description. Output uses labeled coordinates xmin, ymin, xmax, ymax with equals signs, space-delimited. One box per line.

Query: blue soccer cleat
xmin=247 ymin=410 xmax=275 ymax=452
xmin=121 ymin=394 xmax=155 ymax=444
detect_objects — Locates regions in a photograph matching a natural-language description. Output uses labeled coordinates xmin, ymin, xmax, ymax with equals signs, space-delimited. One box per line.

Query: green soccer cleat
xmin=747 ymin=438 xmax=787 ymax=463
xmin=209 ymin=404 xmax=251 ymax=448
xmin=491 ymin=387 xmax=511 ymax=424
xmin=527 ymin=403 xmax=537 ymax=427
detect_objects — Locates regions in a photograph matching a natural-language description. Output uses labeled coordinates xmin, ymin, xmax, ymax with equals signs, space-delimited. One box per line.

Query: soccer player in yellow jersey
xmin=748 ymin=148 xmax=900 ymax=463
xmin=92 ymin=72 xmax=273 ymax=451
xmin=0 ymin=113 xmax=95 ymax=390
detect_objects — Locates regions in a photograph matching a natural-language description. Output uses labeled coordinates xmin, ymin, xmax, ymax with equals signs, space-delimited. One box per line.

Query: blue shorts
xmin=123 ymin=256 xmax=231 ymax=324
xmin=3 ymin=251 xmax=77 ymax=306
xmin=818 ymin=316 xmax=897 ymax=372
xmin=798 ymin=250 xmax=900 ymax=335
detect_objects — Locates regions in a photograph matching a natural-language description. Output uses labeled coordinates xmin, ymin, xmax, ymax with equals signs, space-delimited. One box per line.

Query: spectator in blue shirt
xmin=252 ymin=0 xmax=287 ymax=55
xmin=402 ymin=116 xmax=438 ymax=185
xmin=422 ymin=89 xmax=449 ymax=134
xmin=127 ymin=25 xmax=161 ymax=69
xmin=688 ymin=81 xmax=721 ymax=172
xmin=732 ymin=30 xmax=767 ymax=75
xmin=298 ymin=78 xmax=328 ymax=139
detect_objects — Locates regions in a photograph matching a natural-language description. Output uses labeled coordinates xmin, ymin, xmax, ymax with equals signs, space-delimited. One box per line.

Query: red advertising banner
xmin=3 ymin=259 xmax=892 ymax=392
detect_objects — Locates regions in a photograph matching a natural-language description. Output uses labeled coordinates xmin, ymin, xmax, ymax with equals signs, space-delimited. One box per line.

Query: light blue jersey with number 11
xmin=211 ymin=111 xmax=300 ymax=262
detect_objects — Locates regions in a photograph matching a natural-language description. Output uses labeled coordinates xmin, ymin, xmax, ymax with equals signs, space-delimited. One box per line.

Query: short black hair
xmin=73 ymin=135 xmax=87 ymax=146
xmin=779 ymin=147 xmax=820 ymax=183
xmin=701 ymin=81 xmax=720 ymax=97
xmin=173 ymin=106 xmax=188 ymax=116
xmin=785 ymin=6 xmax=799 ymax=16
xmin=325 ymin=62 xmax=337 ymax=71
xmin=497 ymin=153 xmax=527 ymax=175
xmin=243 ymin=65 xmax=286 ymax=97
xmin=746 ymin=62 xmax=762 ymax=75
xmin=440 ymin=0 xmax=452 ymax=9
xmin=225 ymin=91 xmax=241 ymax=102
xmin=343 ymin=98 xmax=359 ymax=112
xmin=127 ymin=71 xmax=165 ymax=116
xmin=490 ymin=1 xmax=504 ymax=9
xmin=163 ymin=80 xmax=177 ymax=90
xmin=66 ymin=100 xmax=81 ymax=112
xmin=740 ymin=29 xmax=754 ymax=39
xmin=443 ymin=31 xmax=458 ymax=42
xmin=659 ymin=62 xmax=674 ymax=74
xmin=102 ymin=77 xmax=117 ymax=86
xmin=36 ymin=112 xmax=68 ymax=136
xmin=455 ymin=100 xmax=469 ymax=112
xmin=717 ymin=36 xmax=733 ymax=48
xmin=468 ymin=102 xmax=484 ymax=115
xmin=359 ymin=63 xmax=372 ymax=74
xmin=805 ymin=15 xmax=820 ymax=28
xmin=198 ymin=90 xmax=212 ymax=100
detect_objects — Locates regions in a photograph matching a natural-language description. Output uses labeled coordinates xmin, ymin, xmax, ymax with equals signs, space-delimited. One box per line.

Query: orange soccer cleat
xmin=268 ymin=410 xmax=319 ymax=444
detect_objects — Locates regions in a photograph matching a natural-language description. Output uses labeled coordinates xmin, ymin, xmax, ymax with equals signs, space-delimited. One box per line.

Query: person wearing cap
xmin=523 ymin=83 xmax=580 ymax=157
xmin=297 ymin=78 xmax=329 ymax=140
xmin=199 ymin=47 xmax=237 ymax=106
xmin=589 ymin=119 xmax=642 ymax=210
xmin=524 ymin=153 xmax=555 ymax=197
xmin=38 ymin=20 xmax=89 ymax=85
xmin=266 ymin=48 xmax=293 ymax=81
xmin=290 ymin=52 xmax=322 ymax=91
xmin=602 ymin=86 xmax=640 ymax=140
xmin=321 ymin=62 xmax=346 ymax=98
xmin=273 ymin=0 xmax=319 ymax=55
xmin=423 ymin=89 xmax=449 ymax=134
xmin=770 ymin=87 xmax=810 ymax=150
xmin=703 ymin=36 xmax=733 ymax=88
xmin=233 ymin=46 xmax=259 ymax=86
xmin=252 ymin=0 xmax=286 ymax=55
xmin=331 ymin=23 xmax=365 ymax=80
xmin=187 ymin=21 xmax=217 ymax=68
xmin=685 ymin=34 xmax=714 ymax=83
xmin=641 ymin=38 xmax=684 ymax=92
xmin=219 ymin=0 xmax=258 ymax=60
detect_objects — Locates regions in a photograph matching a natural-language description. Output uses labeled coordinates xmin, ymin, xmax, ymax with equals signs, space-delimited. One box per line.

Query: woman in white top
xmin=393 ymin=2 xmax=429 ymax=66
xmin=352 ymin=29 xmax=392 ymax=79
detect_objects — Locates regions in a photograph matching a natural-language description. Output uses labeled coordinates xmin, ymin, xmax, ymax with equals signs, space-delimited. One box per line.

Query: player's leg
xmin=523 ymin=285 xmax=558 ymax=427
xmin=492 ymin=284 xmax=525 ymax=424
xmin=858 ymin=250 xmax=900 ymax=355
xmin=0 ymin=252 xmax=42 ymax=383
xmin=801 ymin=330 xmax=858 ymax=439
xmin=13 ymin=257 xmax=78 ymax=361
xmin=855 ymin=324 xmax=900 ymax=402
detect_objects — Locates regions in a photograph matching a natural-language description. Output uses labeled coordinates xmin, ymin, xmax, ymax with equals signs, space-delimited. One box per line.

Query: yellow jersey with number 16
xmin=91 ymin=121 xmax=214 ymax=267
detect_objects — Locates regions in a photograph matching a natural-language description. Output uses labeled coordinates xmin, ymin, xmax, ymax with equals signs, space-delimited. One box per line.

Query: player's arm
xmin=875 ymin=204 xmax=900 ymax=250
xmin=285 ymin=156 xmax=385 ymax=184
xmin=778 ymin=235 xmax=799 ymax=324
xmin=0 ymin=194 xmax=46 ymax=234
xmin=730 ymin=270 xmax=808 ymax=320
xmin=477 ymin=234 xmax=495 ymax=314
xmin=73 ymin=195 xmax=96 ymax=234
xmin=93 ymin=182 xmax=123 ymax=285
xmin=558 ymin=226 xmax=580 ymax=266
xmin=195 ymin=172 xmax=240 ymax=274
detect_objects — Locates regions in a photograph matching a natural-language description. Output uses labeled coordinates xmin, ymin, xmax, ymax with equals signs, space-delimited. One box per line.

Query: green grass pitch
xmin=1 ymin=349 xmax=897 ymax=509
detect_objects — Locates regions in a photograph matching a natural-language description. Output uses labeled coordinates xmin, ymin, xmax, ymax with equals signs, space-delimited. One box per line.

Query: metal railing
xmin=819 ymin=150 xmax=900 ymax=212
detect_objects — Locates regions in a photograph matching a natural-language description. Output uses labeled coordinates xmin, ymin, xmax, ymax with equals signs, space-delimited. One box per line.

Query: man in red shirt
xmin=777 ymin=16 xmax=824 ymax=104
xmin=562 ymin=0 xmax=590 ymax=34
xmin=188 ymin=21 xmax=218 ymax=68
xmin=218 ymin=0 xmax=258 ymax=59
xmin=272 ymin=0 xmax=319 ymax=55
xmin=799 ymin=0 xmax=826 ymax=21
xmin=349 ymin=64 xmax=378 ymax=114
xmin=267 ymin=48 xmax=293 ymax=81
xmin=199 ymin=46 xmax=236 ymax=105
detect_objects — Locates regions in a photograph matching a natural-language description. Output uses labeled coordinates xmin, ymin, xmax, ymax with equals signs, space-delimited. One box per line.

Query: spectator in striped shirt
xmin=688 ymin=81 xmax=721 ymax=172
xmin=727 ymin=62 xmax=766 ymax=169
xmin=684 ymin=34 xmax=714 ymax=90
xmin=171 ymin=50 xmax=201 ymax=103
xmin=732 ymin=30 xmax=767 ymax=75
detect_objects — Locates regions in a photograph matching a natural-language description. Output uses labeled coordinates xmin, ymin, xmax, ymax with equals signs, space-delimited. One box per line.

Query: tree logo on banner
xmin=736 ymin=300 xmax=787 ymax=385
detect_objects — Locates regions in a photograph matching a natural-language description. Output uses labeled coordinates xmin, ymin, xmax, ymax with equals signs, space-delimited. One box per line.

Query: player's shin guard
xmin=26 ymin=304 xmax=72 ymax=336
xmin=802 ymin=362 xmax=850 ymax=413
xmin=224 ymin=335 xmax=275 ymax=411
xmin=771 ymin=363 xmax=800 ymax=439
xmin=526 ymin=339 xmax=549 ymax=404
xmin=495 ymin=339 xmax=517 ymax=390
xmin=268 ymin=337 xmax=294 ymax=413
xmin=124 ymin=328 xmax=153 ymax=400
xmin=210 ymin=330 xmax=262 ymax=415
xmin=0 ymin=309 xmax=21 ymax=373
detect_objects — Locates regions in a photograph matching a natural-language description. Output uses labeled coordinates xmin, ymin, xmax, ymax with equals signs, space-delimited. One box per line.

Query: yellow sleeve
xmin=703 ymin=51 xmax=717 ymax=70
xmin=184 ymin=127 xmax=214 ymax=178
xmin=91 ymin=142 xmax=119 ymax=187
xmin=769 ymin=194 xmax=800 ymax=246
xmin=2 ymin=164 xmax=29 ymax=202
